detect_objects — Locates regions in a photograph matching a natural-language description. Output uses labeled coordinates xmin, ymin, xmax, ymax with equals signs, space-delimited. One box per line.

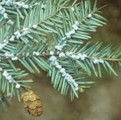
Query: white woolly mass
xmin=2 ymin=70 xmax=21 ymax=88
xmin=3 ymin=13 xmax=8 ymax=19
xmin=9 ymin=36 xmax=15 ymax=41
xmin=7 ymin=19 xmax=14 ymax=25
xmin=33 ymin=51 xmax=40 ymax=56
xmin=4 ymin=52 xmax=14 ymax=58
xmin=11 ymin=56 xmax=18 ymax=61
xmin=72 ymin=24 xmax=78 ymax=30
xmin=87 ymin=13 xmax=92 ymax=19
xmin=49 ymin=51 xmax=54 ymax=55
xmin=32 ymin=24 xmax=38 ymax=29
xmin=21 ymin=28 xmax=30 ymax=36
xmin=75 ymin=21 xmax=79 ymax=25
xmin=49 ymin=55 xmax=56 ymax=62
xmin=14 ymin=31 xmax=21 ymax=39
xmin=60 ymin=51 xmax=104 ymax=64
xmin=65 ymin=32 xmax=71 ymax=39
xmin=61 ymin=37 xmax=66 ymax=41
xmin=65 ymin=21 xmax=79 ymax=39
xmin=1 ymin=0 xmax=12 ymax=6
xmin=60 ymin=68 xmax=65 ymax=74
xmin=70 ymin=29 xmax=75 ymax=34
xmin=0 ymin=5 xmax=8 ymax=19
xmin=65 ymin=51 xmax=73 ymax=56
xmin=1 ymin=50 xmax=42 ymax=61
xmin=55 ymin=45 xmax=66 ymax=51
xmin=55 ymin=20 xmax=80 ymax=52
xmin=0 ymin=26 xmax=30 ymax=51
xmin=14 ymin=28 xmax=30 ymax=39
xmin=2 ymin=0 xmax=29 ymax=9
xmin=3 ymin=52 xmax=18 ymax=61
xmin=59 ymin=52 xmax=65 ymax=57
xmin=41 ymin=4 xmax=46 ymax=9
xmin=71 ymin=7 xmax=75 ymax=11
xmin=49 ymin=55 xmax=79 ymax=91
xmin=65 ymin=52 xmax=87 ymax=60
xmin=0 ymin=43 xmax=6 ymax=50
xmin=93 ymin=58 xmax=104 ymax=64
xmin=26 ymin=53 xmax=30 ymax=57
xmin=15 ymin=84 xmax=21 ymax=89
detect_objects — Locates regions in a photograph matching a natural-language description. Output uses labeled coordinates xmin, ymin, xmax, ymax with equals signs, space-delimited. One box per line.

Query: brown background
xmin=0 ymin=0 xmax=121 ymax=120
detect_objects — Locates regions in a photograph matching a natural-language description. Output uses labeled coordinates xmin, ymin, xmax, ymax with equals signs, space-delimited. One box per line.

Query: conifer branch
xmin=0 ymin=0 xmax=121 ymax=112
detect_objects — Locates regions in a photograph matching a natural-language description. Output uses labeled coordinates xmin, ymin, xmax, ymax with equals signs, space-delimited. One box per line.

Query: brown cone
xmin=21 ymin=90 xmax=43 ymax=117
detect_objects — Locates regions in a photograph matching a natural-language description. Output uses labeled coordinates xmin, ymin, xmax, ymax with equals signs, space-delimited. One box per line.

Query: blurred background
xmin=0 ymin=0 xmax=121 ymax=120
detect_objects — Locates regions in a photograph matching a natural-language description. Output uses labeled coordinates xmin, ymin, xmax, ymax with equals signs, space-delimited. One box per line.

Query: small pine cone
xmin=21 ymin=90 xmax=43 ymax=117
